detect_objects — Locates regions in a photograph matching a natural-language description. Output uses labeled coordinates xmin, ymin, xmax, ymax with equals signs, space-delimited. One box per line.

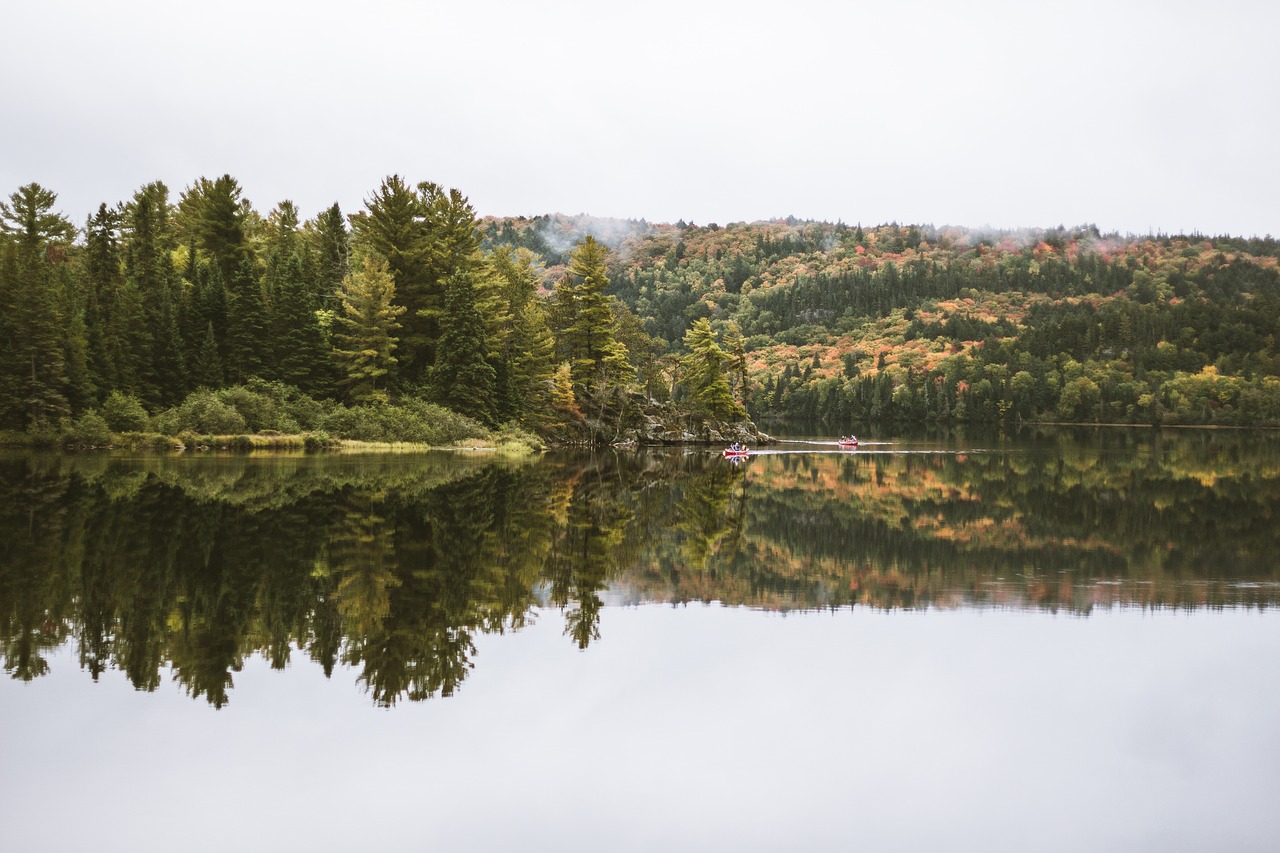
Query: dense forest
xmin=530 ymin=216 xmax=1280 ymax=426
xmin=3 ymin=176 xmax=1279 ymax=448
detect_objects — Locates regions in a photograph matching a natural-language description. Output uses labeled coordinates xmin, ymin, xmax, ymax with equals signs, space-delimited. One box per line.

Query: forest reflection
xmin=3 ymin=428 xmax=1278 ymax=706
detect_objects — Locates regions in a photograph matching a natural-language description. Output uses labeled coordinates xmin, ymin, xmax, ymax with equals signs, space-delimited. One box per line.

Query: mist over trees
xmin=2 ymin=175 xmax=1279 ymax=444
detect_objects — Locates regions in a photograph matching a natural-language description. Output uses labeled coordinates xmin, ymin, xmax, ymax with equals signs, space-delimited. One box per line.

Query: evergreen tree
xmin=681 ymin=318 xmax=744 ymax=420
xmin=189 ymin=322 xmax=224 ymax=389
xmin=333 ymin=255 xmax=405 ymax=403
xmin=271 ymin=253 xmax=331 ymax=396
xmin=429 ymin=272 xmax=497 ymax=424
xmin=122 ymin=182 xmax=182 ymax=406
xmin=509 ymin=301 xmax=558 ymax=428
xmin=307 ymin=202 xmax=350 ymax=306
xmin=107 ymin=277 xmax=150 ymax=399
xmin=349 ymin=176 xmax=427 ymax=380
xmin=61 ymin=283 xmax=95 ymax=414
xmin=225 ymin=257 xmax=267 ymax=384
xmin=724 ymin=321 xmax=748 ymax=400
xmin=261 ymin=200 xmax=301 ymax=260
xmin=415 ymin=183 xmax=487 ymax=378
xmin=0 ymin=184 xmax=76 ymax=427
xmin=349 ymin=178 xmax=489 ymax=385
xmin=82 ymin=203 xmax=124 ymax=396
xmin=553 ymin=237 xmax=631 ymax=389
xmin=178 ymin=174 xmax=252 ymax=284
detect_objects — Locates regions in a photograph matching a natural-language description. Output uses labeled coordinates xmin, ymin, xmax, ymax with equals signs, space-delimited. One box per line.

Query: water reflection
xmin=2 ymin=427 xmax=1278 ymax=706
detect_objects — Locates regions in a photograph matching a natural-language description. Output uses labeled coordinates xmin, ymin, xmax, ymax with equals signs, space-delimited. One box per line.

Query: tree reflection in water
xmin=2 ymin=427 xmax=1278 ymax=706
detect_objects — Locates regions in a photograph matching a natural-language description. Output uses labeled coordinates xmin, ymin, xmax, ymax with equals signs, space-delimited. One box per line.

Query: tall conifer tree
xmin=333 ymin=256 xmax=405 ymax=403
xmin=429 ymin=272 xmax=496 ymax=424
xmin=0 ymin=184 xmax=76 ymax=427
xmin=554 ymin=237 xmax=631 ymax=389
xmin=225 ymin=257 xmax=267 ymax=384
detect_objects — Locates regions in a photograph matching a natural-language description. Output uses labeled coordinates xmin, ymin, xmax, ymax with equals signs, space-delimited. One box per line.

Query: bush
xmin=153 ymin=390 xmax=247 ymax=435
xmin=316 ymin=397 xmax=490 ymax=444
xmin=65 ymin=410 xmax=112 ymax=446
xmin=114 ymin=432 xmax=184 ymax=451
xmin=232 ymin=379 xmax=325 ymax=431
xmin=219 ymin=385 xmax=279 ymax=432
xmin=101 ymin=391 xmax=150 ymax=432
xmin=303 ymin=431 xmax=335 ymax=452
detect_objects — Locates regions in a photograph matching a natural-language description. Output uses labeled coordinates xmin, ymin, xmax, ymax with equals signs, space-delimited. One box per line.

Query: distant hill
xmin=484 ymin=217 xmax=1280 ymax=426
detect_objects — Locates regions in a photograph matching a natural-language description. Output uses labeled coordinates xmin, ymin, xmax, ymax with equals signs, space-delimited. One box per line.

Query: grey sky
xmin=3 ymin=0 xmax=1277 ymax=236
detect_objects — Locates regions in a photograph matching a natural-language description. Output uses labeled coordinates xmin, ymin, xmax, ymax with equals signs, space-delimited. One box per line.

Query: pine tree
xmin=225 ymin=257 xmax=267 ymax=384
xmin=0 ymin=184 xmax=77 ymax=427
xmin=553 ymin=237 xmax=631 ymax=389
xmin=107 ymin=277 xmax=149 ymax=399
xmin=681 ymin=318 xmax=744 ymax=420
xmin=83 ymin=203 xmax=124 ymax=396
xmin=122 ymin=182 xmax=182 ymax=406
xmin=307 ymin=202 xmax=350 ymax=306
xmin=509 ymin=301 xmax=558 ymax=428
xmin=349 ymin=176 xmax=427 ymax=376
xmin=429 ymin=272 xmax=496 ymax=424
xmin=178 ymin=175 xmax=252 ymax=285
xmin=333 ymin=255 xmax=405 ymax=403
xmin=724 ymin=321 xmax=748 ymax=400
xmin=261 ymin=200 xmax=301 ymax=260
xmin=349 ymin=178 xmax=490 ymax=385
xmin=271 ymin=253 xmax=331 ymax=396
xmin=189 ymin=322 xmax=224 ymax=389
xmin=415 ymin=183 xmax=487 ymax=378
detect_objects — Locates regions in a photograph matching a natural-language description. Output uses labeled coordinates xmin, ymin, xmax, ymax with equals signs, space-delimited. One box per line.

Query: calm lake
xmin=2 ymin=428 xmax=1278 ymax=852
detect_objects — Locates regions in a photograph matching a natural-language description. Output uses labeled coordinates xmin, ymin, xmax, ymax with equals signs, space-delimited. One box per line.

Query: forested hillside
xmin=484 ymin=216 xmax=1280 ymax=426
xmin=3 ymin=174 xmax=1278 ymax=448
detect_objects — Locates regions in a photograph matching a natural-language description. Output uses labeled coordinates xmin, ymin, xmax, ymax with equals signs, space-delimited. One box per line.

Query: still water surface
xmin=1 ymin=428 xmax=1278 ymax=851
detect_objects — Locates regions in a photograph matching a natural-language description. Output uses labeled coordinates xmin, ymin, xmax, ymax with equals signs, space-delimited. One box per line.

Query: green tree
xmin=681 ymin=318 xmax=745 ymax=420
xmin=306 ymin=202 xmax=350 ymax=305
xmin=189 ymin=321 xmax=224 ymax=389
xmin=429 ymin=272 xmax=497 ymax=424
xmin=82 ymin=204 xmax=124 ymax=396
xmin=553 ymin=237 xmax=631 ymax=389
xmin=269 ymin=253 xmax=332 ymax=396
xmin=225 ymin=258 xmax=267 ymax=384
xmin=0 ymin=184 xmax=76 ymax=427
xmin=122 ymin=182 xmax=184 ymax=405
xmin=349 ymin=176 xmax=427 ymax=377
xmin=414 ymin=183 xmax=487 ymax=379
xmin=333 ymin=255 xmax=406 ymax=403
xmin=178 ymin=174 xmax=252 ymax=284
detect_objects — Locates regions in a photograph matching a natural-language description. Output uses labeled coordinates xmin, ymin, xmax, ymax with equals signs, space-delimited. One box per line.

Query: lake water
xmin=2 ymin=428 xmax=1278 ymax=852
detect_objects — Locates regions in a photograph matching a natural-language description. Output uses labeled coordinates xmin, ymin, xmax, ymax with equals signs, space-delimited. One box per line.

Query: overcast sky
xmin=3 ymin=0 xmax=1277 ymax=236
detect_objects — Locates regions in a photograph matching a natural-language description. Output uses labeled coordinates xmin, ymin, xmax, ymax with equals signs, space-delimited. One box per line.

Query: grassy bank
xmin=0 ymin=380 xmax=545 ymax=454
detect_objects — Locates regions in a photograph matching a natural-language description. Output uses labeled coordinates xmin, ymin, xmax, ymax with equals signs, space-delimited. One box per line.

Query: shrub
xmin=302 ymin=431 xmax=335 ymax=452
xmin=101 ymin=391 xmax=150 ymax=432
xmin=315 ymin=397 xmax=489 ymax=444
xmin=153 ymin=390 xmax=247 ymax=435
xmin=65 ymin=411 xmax=112 ymax=446
xmin=219 ymin=385 xmax=278 ymax=432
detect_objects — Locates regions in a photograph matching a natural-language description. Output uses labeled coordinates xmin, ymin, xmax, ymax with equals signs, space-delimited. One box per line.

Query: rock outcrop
xmin=614 ymin=396 xmax=773 ymax=448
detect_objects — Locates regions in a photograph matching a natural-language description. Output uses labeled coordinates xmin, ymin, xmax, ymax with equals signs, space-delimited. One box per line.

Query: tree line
xmin=0 ymin=177 xmax=747 ymax=446
xmin=583 ymin=219 xmax=1280 ymax=427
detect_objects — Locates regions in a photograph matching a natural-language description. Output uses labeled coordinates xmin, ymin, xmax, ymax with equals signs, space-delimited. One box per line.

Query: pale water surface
xmin=1 ymin=428 xmax=1278 ymax=851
